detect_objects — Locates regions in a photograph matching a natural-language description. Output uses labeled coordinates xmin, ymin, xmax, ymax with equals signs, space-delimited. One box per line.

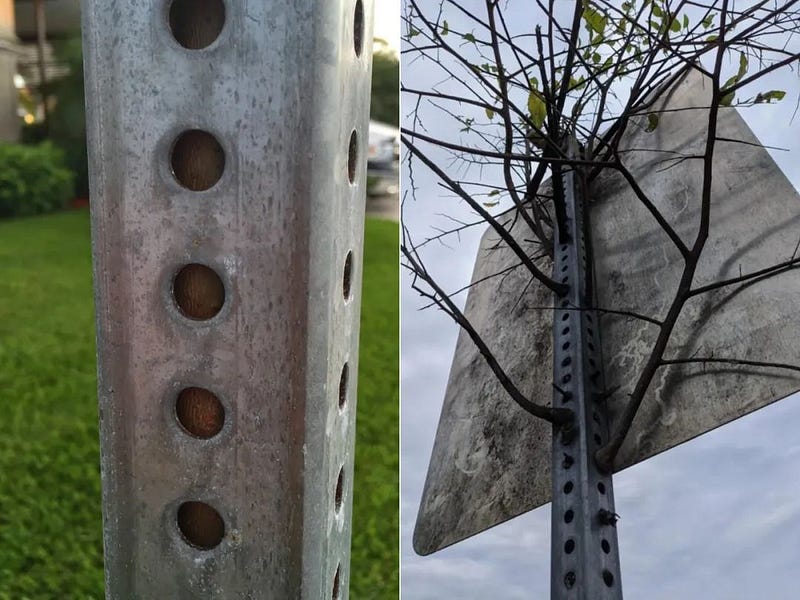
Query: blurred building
xmin=0 ymin=0 xmax=79 ymax=141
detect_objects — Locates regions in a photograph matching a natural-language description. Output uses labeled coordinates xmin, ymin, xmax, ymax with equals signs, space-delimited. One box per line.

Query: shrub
xmin=0 ymin=142 xmax=75 ymax=218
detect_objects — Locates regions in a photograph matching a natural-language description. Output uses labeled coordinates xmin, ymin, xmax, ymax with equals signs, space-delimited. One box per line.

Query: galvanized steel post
xmin=550 ymin=141 xmax=623 ymax=599
xmin=81 ymin=1 xmax=373 ymax=597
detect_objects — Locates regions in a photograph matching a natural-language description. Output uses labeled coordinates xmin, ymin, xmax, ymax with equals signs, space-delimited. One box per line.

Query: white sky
xmin=374 ymin=0 xmax=400 ymax=52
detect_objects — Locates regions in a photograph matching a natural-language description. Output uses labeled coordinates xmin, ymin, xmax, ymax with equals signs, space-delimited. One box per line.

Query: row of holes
xmin=331 ymin=4 xmax=365 ymax=599
xmin=557 ymin=208 xmax=617 ymax=591
xmin=161 ymin=9 xmax=366 ymax=598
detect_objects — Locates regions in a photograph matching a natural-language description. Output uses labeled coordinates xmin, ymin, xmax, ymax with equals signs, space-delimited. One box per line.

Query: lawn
xmin=0 ymin=210 xmax=398 ymax=599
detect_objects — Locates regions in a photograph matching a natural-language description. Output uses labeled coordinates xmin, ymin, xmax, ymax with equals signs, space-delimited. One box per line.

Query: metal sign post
xmin=82 ymin=1 xmax=373 ymax=597
xmin=550 ymin=144 xmax=621 ymax=598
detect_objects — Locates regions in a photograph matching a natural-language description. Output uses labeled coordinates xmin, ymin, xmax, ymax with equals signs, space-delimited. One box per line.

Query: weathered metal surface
xmin=82 ymin=1 xmax=373 ymax=597
xmin=550 ymin=146 xmax=622 ymax=599
xmin=414 ymin=68 xmax=800 ymax=555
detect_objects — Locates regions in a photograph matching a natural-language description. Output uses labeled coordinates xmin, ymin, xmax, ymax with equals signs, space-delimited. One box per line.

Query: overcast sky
xmin=400 ymin=4 xmax=800 ymax=598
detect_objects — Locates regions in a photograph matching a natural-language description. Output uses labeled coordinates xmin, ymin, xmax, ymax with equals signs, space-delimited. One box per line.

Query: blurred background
xmin=0 ymin=1 xmax=398 ymax=598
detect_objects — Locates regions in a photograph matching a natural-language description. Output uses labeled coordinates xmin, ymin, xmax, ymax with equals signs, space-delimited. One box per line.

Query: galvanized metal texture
xmin=82 ymin=1 xmax=373 ymax=597
xmin=414 ymin=68 xmax=800 ymax=555
xmin=550 ymin=147 xmax=622 ymax=599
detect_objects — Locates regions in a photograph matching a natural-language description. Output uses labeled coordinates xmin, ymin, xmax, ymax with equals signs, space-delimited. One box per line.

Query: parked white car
xmin=367 ymin=121 xmax=400 ymax=179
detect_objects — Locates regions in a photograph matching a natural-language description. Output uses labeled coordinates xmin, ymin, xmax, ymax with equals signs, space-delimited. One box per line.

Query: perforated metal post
xmin=550 ymin=140 xmax=623 ymax=599
xmin=82 ymin=1 xmax=373 ymax=597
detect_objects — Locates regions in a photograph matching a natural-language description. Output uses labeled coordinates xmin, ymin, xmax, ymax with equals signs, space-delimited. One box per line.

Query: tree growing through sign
xmin=401 ymin=0 xmax=800 ymax=474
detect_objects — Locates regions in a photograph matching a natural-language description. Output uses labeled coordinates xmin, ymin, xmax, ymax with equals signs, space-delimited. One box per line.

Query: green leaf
xmin=737 ymin=52 xmax=749 ymax=80
xmin=622 ymin=1 xmax=633 ymax=12
xmin=702 ymin=15 xmax=714 ymax=28
xmin=527 ymin=90 xmax=547 ymax=129
xmin=483 ymin=200 xmax=500 ymax=207
xmin=683 ymin=14 xmax=689 ymax=29
xmin=441 ymin=20 xmax=449 ymax=36
xmin=569 ymin=75 xmax=586 ymax=91
xmin=646 ymin=112 xmax=659 ymax=132
xmin=463 ymin=32 xmax=476 ymax=43
xmin=485 ymin=107 xmax=494 ymax=120
xmin=720 ymin=91 xmax=735 ymax=106
xmin=706 ymin=34 xmax=718 ymax=43
xmin=755 ymin=90 xmax=786 ymax=103
xmin=669 ymin=17 xmax=681 ymax=32
xmin=488 ymin=189 xmax=501 ymax=197
xmin=651 ymin=3 xmax=663 ymax=17
xmin=592 ymin=52 xmax=602 ymax=64
xmin=408 ymin=28 xmax=420 ymax=38
xmin=583 ymin=3 xmax=608 ymax=35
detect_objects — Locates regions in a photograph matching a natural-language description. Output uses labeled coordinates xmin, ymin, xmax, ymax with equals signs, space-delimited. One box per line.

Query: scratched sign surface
xmin=414 ymin=69 xmax=800 ymax=555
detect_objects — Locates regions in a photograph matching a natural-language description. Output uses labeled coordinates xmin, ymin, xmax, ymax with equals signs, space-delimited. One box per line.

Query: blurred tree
xmin=44 ymin=34 xmax=88 ymax=199
xmin=370 ymin=48 xmax=398 ymax=126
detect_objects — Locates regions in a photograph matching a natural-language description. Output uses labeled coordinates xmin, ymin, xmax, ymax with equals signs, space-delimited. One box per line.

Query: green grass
xmin=0 ymin=210 xmax=398 ymax=599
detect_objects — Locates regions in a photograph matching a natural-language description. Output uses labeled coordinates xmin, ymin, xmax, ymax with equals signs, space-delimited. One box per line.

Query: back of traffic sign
xmin=414 ymin=68 xmax=800 ymax=556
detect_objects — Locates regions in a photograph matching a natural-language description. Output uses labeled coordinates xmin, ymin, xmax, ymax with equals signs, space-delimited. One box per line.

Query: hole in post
xmin=603 ymin=570 xmax=614 ymax=587
xmin=562 ymin=374 xmax=572 ymax=384
xmin=171 ymin=130 xmax=225 ymax=191
xmin=335 ymin=466 xmax=344 ymax=513
xmin=177 ymin=501 xmax=224 ymax=549
xmin=594 ymin=433 xmax=602 ymax=445
xmin=343 ymin=251 xmax=353 ymax=300
xmin=176 ymin=387 xmax=224 ymax=438
xmin=561 ymin=357 xmax=572 ymax=367
xmin=332 ymin=564 xmax=341 ymax=599
xmin=562 ymin=341 xmax=570 ymax=351
xmin=353 ymin=0 xmax=364 ymax=56
xmin=597 ymin=482 xmax=606 ymax=495
xmin=562 ymin=327 xmax=570 ymax=335
xmin=169 ymin=0 xmax=225 ymax=49
xmin=564 ymin=539 xmax=575 ymax=554
xmin=562 ymin=314 xmax=569 ymax=321
xmin=338 ymin=363 xmax=349 ymax=409
xmin=563 ymin=481 xmax=573 ymax=494
xmin=348 ymin=130 xmax=358 ymax=183
xmin=173 ymin=264 xmax=225 ymax=320
xmin=564 ymin=571 xmax=576 ymax=589
xmin=564 ymin=509 xmax=574 ymax=524
xmin=601 ymin=539 xmax=611 ymax=554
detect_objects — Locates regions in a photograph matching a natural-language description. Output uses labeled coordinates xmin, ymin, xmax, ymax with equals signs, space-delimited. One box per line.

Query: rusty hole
xmin=335 ymin=466 xmax=344 ymax=513
xmin=353 ymin=0 xmax=364 ymax=57
xmin=173 ymin=264 xmax=225 ymax=320
xmin=176 ymin=387 xmax=224 ymax=438
xmin=343 ymin=251 xmax=353 ymax=300
xmin=169 ymin=0 xmax=224 ymax=49
xmin=348 ymin=130 xmax=358 ymax=183
xmin=171 ymin=130 xmax=225 ymax=191
xmin=177 ymin=501 xmax=224 ymax=549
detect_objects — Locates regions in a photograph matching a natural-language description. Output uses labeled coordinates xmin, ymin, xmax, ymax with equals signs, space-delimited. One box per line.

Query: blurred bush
xmin=371 ymin=49 xmax=399 ymax=126
xmin=0 ymin=142 xmax=75 ymax=218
